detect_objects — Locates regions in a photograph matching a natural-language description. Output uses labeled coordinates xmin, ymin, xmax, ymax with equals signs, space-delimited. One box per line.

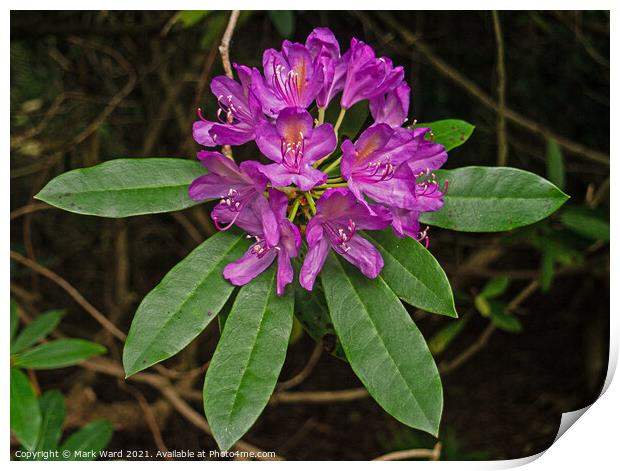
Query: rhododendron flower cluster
xmin=189 ymin=27 xmax=448 ymax=295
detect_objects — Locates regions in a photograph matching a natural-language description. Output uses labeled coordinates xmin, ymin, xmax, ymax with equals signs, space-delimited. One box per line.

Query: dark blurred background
xmin=10 ymin=10 xmax=610 ymax=460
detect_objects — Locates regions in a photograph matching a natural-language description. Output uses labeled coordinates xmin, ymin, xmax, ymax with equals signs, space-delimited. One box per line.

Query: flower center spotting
xmin=281 ymin=130 xmax=305 ymax=171
xmin=323 ymin=218 xmax=356 ymax=253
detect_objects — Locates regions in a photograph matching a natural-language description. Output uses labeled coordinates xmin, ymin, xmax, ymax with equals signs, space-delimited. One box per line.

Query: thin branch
xmin=125 ymin=385 xmax=171 ymax=457
xmin=10 ymin=203 xmax=52 ymax=220
xmin=219 ymin=10 xmax=241 ymax=79
xmin=271 ymin=388 xmax=369 ymax=404
xmin=277 ymin=343 xmax=322 ymax=390
xmin=370 ymin=12 xmax=609 ymax=165
xmin=492 ymin=11 xmax=508 ymax=166
xmin=10 ymin=251 xmax=127 ymax=341
xmin=373 ymin=442 xmax=442 ymax=461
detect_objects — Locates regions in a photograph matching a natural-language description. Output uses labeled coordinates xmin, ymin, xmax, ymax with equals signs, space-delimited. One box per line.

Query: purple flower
xmin=340 ymin=38 xmax=404 ymax=109
xmin=299 ymin=189 xmax=392 ymax=291
xmin=251 ymin=41 xmax=323 ymax=117
xmin=193 ymin=64 xmax=263 ymax=147
xmin=223 ymin=189 xmax=301 ymax=295
xmin=255 ymin=107 xmax=336 ymax=191
xmin=305 ymin=27 xmax=350 ymax=109
xmin=390 ymin=169 xmax=447 ymax=243
xmin=403 ymin=127 xmax=448 ymax=175
xmin=369 ymin=81 xmax=410 ymax=127
xmin=188 ymin=150 xmax=279 ymax=246
xmin=340 ymin=123 xmax=422 ymax=210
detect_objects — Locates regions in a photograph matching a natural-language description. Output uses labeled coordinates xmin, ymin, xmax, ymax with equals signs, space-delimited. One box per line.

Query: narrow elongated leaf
xmin=268 ymin=10 xmax=295 ymax=37
xmin=12 ymin=339 xmax=106 ymax=370
xmin=321 ymin=254 xmax=443 ymax=435
xmin=367 ymin=231 xmax=457 ymax=318
xmin=561 ymin=206 xmax=610 ymax=241
xmin=35 ymin=158 xmax=205 ymax=217
xmin=480 ymin=276 xmax=510 ymax=299
xmin=204 ymin=267 xmax=294 ymax=451
xmin=11 ymin=298 xmax=19 ymax=342
xmin=416 ymin=119 xmax=475 ymax=151
xmin=123 ymin=231 xmax=248 ymax=377
xmin=429 ymin=315 xmax=470 ymax=355
xmin=36 ymin=390 xmax=67 ymax=452
xmin=546 ymin=139 xmax=565 ymax=190
xmin=60 ymin=420 xmax=113 ymax=460
xmin=420 ymin=166 xmax=569 ymax=232
xmin=10 ymin=368 xmax=42 ymax=451
xmin=11 ymin=310 xmax=64 ymax=354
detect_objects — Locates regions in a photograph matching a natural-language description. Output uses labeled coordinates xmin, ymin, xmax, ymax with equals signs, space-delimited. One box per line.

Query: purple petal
xmin=256 ymin=195 xmax=280 ymax=247
xmin=303 ymin=123 xmax=336 ymax=164
xmin=267 ymin=189 xmax=289 ymax=220
xmin=338 ymin=234 xmax=384 ymax=279
xmin=390 ymin=207 xmax=420 ymax=239
xmin=223 ymin=246 xmax=277 ymax=287
xmin=306 ymin=27 xmax=340 ymax=59
xmin=353 ymin=164 xmax=417 ymax=209
xmin=276 ymin=107 xmax=314 ymax=141
xmin=299 ymin=236 xmax=330 ymax=291
xmin=369 ymin=81 xmax=410 ymax=127
xmin=209 ymin=122 xmax=255 ymax=146
xmin=276 ymin=249 xmax=294 ymax=296
xmin=255 ymin=121 xmax=283 ymax=163
xmin=257 ymin=163 xmax=327 ymax=192
xmin=188 ymin=174 xmax=231 ymax=201
xmin=280 ymin=220 xmax=302 ymax=256
xmin=193 ymin=120 xmax=216 ymax=147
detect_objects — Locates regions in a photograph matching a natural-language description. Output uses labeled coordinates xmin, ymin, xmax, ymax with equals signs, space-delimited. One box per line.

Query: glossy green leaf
xmin=268 ymin=10 xmax=295 ymax=37
xmin=11 ymin=298 xmax=19 ymax=342
xmin=561 ymin=206 xmax=610 ymax=241
xmin=480 ymin=276 xmax=509 ymax=299
xmin=416 ymin=119 xmax=475 ymax=151
xmin=321 ymin=254 xmax=443 ymax=435
xmin=36 ymin=390 xmax=66 ymax=451
xmin=204 ymin=267 xmax=294 ymax=451
xmin=60 ymin=420 xmax=113 ymax=460
xmin=294 ymin=276 xmax=346 ymax=360
xmin=123 ymin=231 xmax=248 ymax=377
xmin=12 ymin=339 xmax=106 ymax=370
xmin=35 ymin=158 xmax=205 ymax=218
xmin=367 ymin=231 xmax=457 ymax=318
xmin=11 ymin=310 xmax=64 ymax=354
xmin=420 ymin=166 xmax=569 ymax=232
xmin=546 ymin=139 xmax=565 ymax=190
xmin=10 ymin=368 xmax=42 ymax=451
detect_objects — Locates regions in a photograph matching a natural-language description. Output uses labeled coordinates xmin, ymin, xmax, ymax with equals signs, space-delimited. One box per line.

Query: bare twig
xmin=370 ymin=12 xmax=609 ymax=165
xmin=492 ymin=11 xmax=508 ymax=166
xmin=278 ymin=343 xmax=322 ymax=390
xmin=10 ymin=203 xmax=52 ymax=220
xmin=373 ymin=442 xmax=442 ymax=461
xmin=125 ymin=385 xmax=171 ymax=457
xmin=271 ymin=388 xmax=369 ymax=404
xmin=219 ymin=10 xmax=241 ymax=79
xmin=10 ymin=251 xmax=127 ymax=341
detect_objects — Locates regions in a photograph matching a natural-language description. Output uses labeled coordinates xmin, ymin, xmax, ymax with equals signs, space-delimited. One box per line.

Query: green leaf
xmin=204 ymin=267 xmax=294 ymax=451
xmin=11 ymin=298 xmax=19 ymax=342
xmin=489 ymin=304 xmax=522 ymax=333
xmin=428 ymin=316 xmax=470 ymax=355
xmin=36 ymin=390 xmax=66 ymax=451
xmin=173 ymin=10 xmax=210 ymax=28
xmin=416 ymin=119 xmax=475 ymax=151
xmin=546 ymin=139 xmax=565 ymax=190
xmin=294 ymin=276 xmax=346 ymax=360
xmin=540 ymin=247 xmax=555 ymax=292
xmin=561 ymin=206 xmax=610 ymax=241
xmin=10 ymin=368 xmax=42 ymax=451
xmin=480 ymin=276 xmax=509 ymax=299
xmin=321 ymin=254 xmax=443 ymax=436
xmin=123 ymin=231 xmax=248 ymax=377
xmin=11 ymin=310 xmax=64 ymax=354
xmin=12 ymin=339 xmax=106 ymax=370
xmin=268 ymin=10 xmax=295 ymax=37
xmin=474 ymin=294 xmax=491 ymax=317
xmin=420 ymin=166 xmax=569 ymax=232
xmin=367 ymin=231 xmax=457 ymax=318
xmin=35 ymin=158 xmax=206 ymax=218
xmin=60 ymin=420 xmax=113 ymax=460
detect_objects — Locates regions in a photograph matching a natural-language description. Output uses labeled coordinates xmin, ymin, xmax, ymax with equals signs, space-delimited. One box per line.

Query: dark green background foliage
xmin=11 ymin=10 xmax=608 ymax=460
